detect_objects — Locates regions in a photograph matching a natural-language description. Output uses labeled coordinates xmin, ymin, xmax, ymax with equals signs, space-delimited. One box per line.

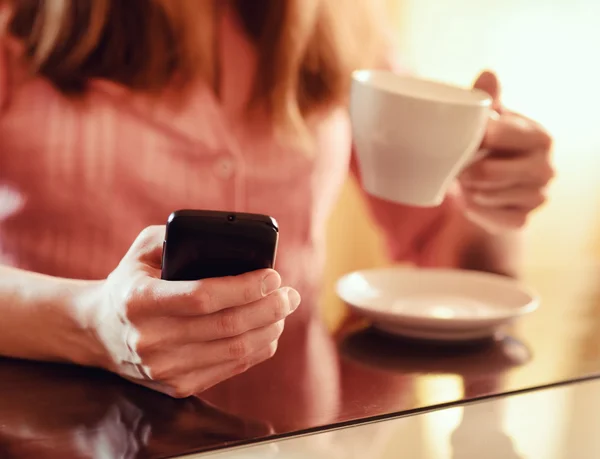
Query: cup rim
xmin=352 ymin=69 xmax=493 ymax=108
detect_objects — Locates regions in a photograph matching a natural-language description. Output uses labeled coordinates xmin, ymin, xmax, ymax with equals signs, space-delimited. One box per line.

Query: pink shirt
xmin=0 ymin=9 xmax=457 ymax=293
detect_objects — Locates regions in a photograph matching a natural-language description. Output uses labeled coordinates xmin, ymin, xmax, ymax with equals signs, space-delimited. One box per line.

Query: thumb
xmin=125 ymin=225 xmax=165 ymax=268
xmin=473 ymin=70 xmax=502 ymax=111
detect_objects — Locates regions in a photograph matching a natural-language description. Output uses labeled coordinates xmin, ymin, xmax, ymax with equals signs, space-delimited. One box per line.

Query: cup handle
xmin=466 ymin=110 xmax=501 ymax=166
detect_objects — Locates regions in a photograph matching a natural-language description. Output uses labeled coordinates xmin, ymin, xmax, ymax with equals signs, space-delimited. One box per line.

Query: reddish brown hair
xmin=5 ymin=0 xmax=393 ymax=137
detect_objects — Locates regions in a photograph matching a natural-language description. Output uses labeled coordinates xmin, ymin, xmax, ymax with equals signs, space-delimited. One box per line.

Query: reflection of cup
xmin=451 ymin=379 xmax=522 ymax=459
xmin=350 ymin=70 xmax=493 ymax=207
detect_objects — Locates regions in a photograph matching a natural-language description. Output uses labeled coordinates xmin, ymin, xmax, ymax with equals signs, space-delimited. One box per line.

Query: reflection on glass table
xmin=2 ymin=264 xmax=600 ymax=458
xmin=198 ymin=378 xmax=600 ymax=459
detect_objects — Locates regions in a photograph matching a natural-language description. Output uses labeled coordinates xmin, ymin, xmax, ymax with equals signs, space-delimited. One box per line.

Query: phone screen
xmin=161 ymin=213 xmax=278 ymax=281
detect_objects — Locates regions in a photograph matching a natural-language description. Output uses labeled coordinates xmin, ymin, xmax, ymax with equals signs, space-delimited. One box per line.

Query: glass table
xmin=1 ymin=265 xmax=599 ymax=458
xmin=198 ymin=377 xmax=600 ymax=459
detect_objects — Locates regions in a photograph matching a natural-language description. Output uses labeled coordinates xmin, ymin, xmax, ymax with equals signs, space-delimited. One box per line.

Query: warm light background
xmin=322 ymin=1 xmax=600 ymax=457
xmin=323 ymin=0 xmax=600 ymax=327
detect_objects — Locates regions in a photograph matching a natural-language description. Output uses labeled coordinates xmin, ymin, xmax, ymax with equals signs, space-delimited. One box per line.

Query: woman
xmin=0 ymin=0 xmax=553 ymax=397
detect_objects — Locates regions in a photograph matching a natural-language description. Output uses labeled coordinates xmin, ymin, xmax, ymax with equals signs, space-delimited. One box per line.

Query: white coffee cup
xmin=350 ymin=70 xmax=494 ymax=207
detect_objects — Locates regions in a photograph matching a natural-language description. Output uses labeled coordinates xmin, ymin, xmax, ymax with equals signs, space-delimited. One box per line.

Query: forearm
xmin=458 ymin=220 xmax=523 ymax=277
xmin=417 ymin=205 xmax=524 ymax=277
xmin=0 ymin=265 xmax=103 ymax=366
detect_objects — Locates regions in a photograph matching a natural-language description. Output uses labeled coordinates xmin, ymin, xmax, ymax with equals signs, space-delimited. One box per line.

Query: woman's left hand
xmin=459 ymin=71 xmax=554 ymax=233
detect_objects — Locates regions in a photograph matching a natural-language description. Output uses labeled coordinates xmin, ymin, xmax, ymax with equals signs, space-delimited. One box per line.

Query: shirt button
xmin=214 ymin=157 xmax=235 ymax=179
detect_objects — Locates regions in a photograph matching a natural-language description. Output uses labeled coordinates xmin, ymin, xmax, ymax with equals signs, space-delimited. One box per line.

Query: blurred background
xmin=322 ymin=1 xmax=600 ymax=456
xmin=324 ymin=0 xmax=600 ymax=322
xmin=400 ymin=0 xmax=600 ymax=270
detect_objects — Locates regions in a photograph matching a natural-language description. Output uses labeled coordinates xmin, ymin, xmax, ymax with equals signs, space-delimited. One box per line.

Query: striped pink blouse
xmin=0 ymin=9 xmax=458 ymax=294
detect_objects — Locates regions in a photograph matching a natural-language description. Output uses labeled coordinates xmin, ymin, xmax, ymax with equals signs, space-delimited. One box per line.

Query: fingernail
xmin=261 ymin=272 xmax=281 ymax=296
xmin=287 ymin=289 xmax=301 ymax=310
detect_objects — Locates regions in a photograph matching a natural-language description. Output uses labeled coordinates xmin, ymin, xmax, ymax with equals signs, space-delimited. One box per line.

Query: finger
xmin=137 ymin=287 xmax=300 ymax=348
xmin=143 ymin=320 xmax=285 ymax=380
xmin=473 ymin=70 xmax=502 ymax=111
xmin=481 ymin=114 xmax=552 ymax=152
xmin=460 ymin=151 xmax=554 ymax=189
xmin=165 ymin=343 xmax=278 ymax=398
xmin=464 ymin=186 xmax=547 ymax=210
xmin=124 ymin=225 xmax=166 ymax=268
xmin=127 ymin=269 xmax=282 ymax=319
xmin=121 ymin=344 xmax=278 ymax=398
xmin=465 ymin=206 xmax=530 ymax=231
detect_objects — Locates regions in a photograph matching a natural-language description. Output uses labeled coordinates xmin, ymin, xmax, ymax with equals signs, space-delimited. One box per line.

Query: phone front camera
xmin=227 ymin=215 xmax=236 ymax=222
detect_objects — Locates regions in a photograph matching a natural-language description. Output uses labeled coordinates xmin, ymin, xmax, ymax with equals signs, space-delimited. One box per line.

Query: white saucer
xmin=336 ymin=267 xmax=539 ymax=342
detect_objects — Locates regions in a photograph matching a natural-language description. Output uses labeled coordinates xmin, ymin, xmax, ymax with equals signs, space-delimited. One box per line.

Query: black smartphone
xmin=161 ymin=210 xmax=279 ymax=281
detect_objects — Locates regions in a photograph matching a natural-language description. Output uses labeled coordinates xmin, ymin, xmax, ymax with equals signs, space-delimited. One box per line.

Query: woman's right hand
xmin=82 ymin=226 xmax=301 ymax=398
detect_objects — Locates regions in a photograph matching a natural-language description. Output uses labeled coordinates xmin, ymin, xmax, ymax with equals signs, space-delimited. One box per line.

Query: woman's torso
xmin=0 ymin=8 xmax=353 ymax=291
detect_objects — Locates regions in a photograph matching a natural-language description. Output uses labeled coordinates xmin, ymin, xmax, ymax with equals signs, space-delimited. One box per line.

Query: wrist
xmin=67 ymin=279 xmax=115 ymax=370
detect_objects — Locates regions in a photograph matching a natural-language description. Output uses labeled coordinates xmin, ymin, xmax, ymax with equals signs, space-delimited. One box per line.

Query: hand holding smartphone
xmin=161 ymin=210 xmax=279 ymax=281
xmin=92 ymin=211 xmax=295 ymax=398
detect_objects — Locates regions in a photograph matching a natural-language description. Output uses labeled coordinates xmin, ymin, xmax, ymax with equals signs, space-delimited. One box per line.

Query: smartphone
xmin=161 ymin=210 xmax=279 ymax=281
